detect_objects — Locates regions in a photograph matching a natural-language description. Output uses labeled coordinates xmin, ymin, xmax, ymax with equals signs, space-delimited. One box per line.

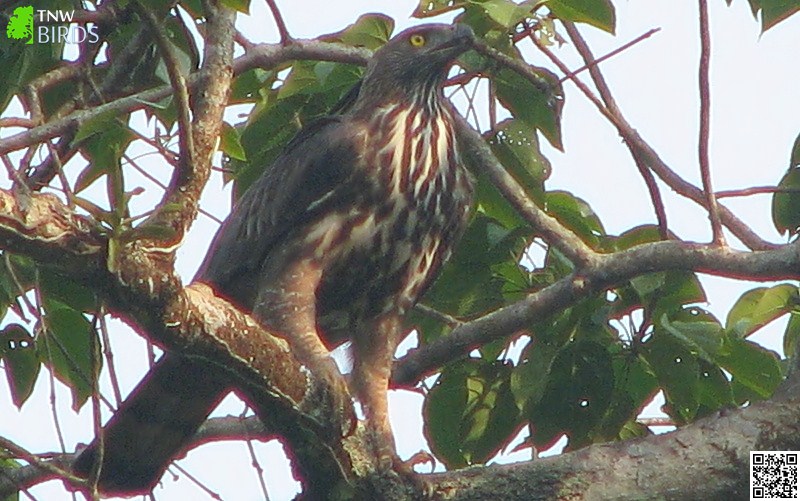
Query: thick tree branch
xmin=394 ymin=238 xmax=800 ymax=384
xmin=425 ymin=376 xmax=800 ymax=500
xmin=0 ymin=188 xmax=374 ymax=492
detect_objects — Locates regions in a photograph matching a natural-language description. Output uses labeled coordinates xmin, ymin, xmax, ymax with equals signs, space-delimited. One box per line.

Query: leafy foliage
xmin=728 ymin=0 xmax=800 ymax=31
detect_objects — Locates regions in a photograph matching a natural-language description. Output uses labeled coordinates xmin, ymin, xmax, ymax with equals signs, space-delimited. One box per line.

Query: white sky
xmin=1 ymin=1 xmax=800 ymax=500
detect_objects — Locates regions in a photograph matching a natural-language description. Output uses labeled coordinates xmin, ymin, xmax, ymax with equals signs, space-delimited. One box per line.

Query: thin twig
xmin=525 ymin=29 xmax=773 ymax=250
xmin=122 ymin=149 xmax=224 ymax=225
xmin=87 ymin=314 xmax=103 ymax=498
xmin=98 ymin=310 xmax=123 ymax=406
xmin=135 ymin=2 xmax=196 ymax=179
xmin=559 ymin=28 xmax=661 ymax=83
xmin=43 ymin=140 xmax=74 ymax=209
xmin=639 ymin=417 xmax=675 ymax=427
xmin=0 ymin=437 xmax=84 ymax=489
xmin=241 ymin=406 xmax=271 ymax=500
xmin=697 ymin=0 xmax=725 ymax=245
xmin=169 ymin=463 xmax=223 ymax=500
xmin=562 ymin=22 xmax=670 ymax=239
xmin=414 ymin=303 xmax=462 ymax=328
xmin=716 ymin=185 xmax=800 ymax=198
xmin=264 ymin=0 xmax=292 ymax=44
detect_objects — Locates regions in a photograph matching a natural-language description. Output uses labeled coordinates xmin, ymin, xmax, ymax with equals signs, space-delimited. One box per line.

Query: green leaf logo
xmin=7 ymin=5 xmax=34 ymax=45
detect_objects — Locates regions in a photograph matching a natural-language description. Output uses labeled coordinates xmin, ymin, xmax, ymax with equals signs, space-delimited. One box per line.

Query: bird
xmin=73 ymin=23 xmax=475 ymax=495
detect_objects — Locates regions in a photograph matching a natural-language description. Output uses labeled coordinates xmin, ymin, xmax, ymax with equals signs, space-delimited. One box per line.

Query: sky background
xmin=1 ymin=1 xmax=800 ymax=499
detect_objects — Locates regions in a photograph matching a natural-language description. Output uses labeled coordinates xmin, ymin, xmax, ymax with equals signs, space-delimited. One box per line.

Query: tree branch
xmin=561 ymin=22 xmax=670 ymax=240
xmin=0 ymin=41 xmax=370 ymax=159
xmin=0 ymin=188 xmax=370 ymax=492
xmin=454 ymin=114 xmax=598 ymax=268
xmin=0 ymin=416 xmax=270 ymax=497
xmin=697 ymin=0 xmax=724 ymax=244
xmin=426 ymin=378 xmax=800 ymax=499
xmin=138 ymin=2 xmax=232 ymax=243
xmin=531 ymin=25 xmax=774 ymax=250
xmin=394 ymin=238 xmax=800 ymax=384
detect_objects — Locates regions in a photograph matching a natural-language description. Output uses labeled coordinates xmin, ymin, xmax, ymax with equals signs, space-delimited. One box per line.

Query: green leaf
xmin=0 ymin=37 xmax=62 ymax=113
xmin=0 ymin=253 xmax=36 ymax=314
xmin=1 ymin=324 xmax=40 ymax=408
xmin=322 ymin=14 xmax=395 ymax=49
xmin=657 ymin=308 xmax=724 ymax=364
xmin=73 ymin=109 xmax=125 ymax=143
xmin=38 ymin=271 xmax=96 ymax=313
xmin=791 ymin=131 xmax=800 ymax=167
xmin=618 ymin=420 xmax=650 ymax=441
xmin=620 ymin=270 xmax=707 ymax=317
xmin=414 ymin=0 xmax=469 ymax=18
xmin=220 ymin=122 xmax=247 ymax=161
xmin=38 ymin=299 xmax=100 ymax=410
xmin=488 ymin=118 xmax=550 ymax=205
xmin=760 ymin=0 xmax=800 ymax=31
xmin=641 ymin=330 xmax=700 ymax=423
xmin=154 ymin=14 xmax=202 ymax=83
xmin=494 ymin=67 xmax=564 ymax=150
xmin=75 ymin=119 xmax=134 ymax=193
xmin=475 ymin=0 xmax=532 ymax=28
xmin=220 ymin=0 xmax=250 ymax=14
xmin=230 ymin=68 xmax=278 ymax=104
xmin=424 ymin=360 xmax=519 ymax=468
xmin=278 ymin=61 xmax=324 ymax=99
xmin=473 ymin=169 xmax=528 ymax=230
xmin=696 ymin=360 xmax=735 ymax=410
xmin=416 ymin=215 xmax=525 ymax=343
xmin=544 ymin=190 xmax=605 ymax=246
xmin=546 ymin=0 xmax=616 ymax=33
xmin=528 ymin=339 xmax=615 ymax=449
xmin=718 ymin=336 xmax=782 ymax=399
xmin=772 ymin=168 xmax=800 ymax=236
xmin=725 ymin=284 xmax=797 ymax=338
xmin=510 ymin=339 xmax=562 ymax=410
xmin=594 ymin=353 xmax=657 ymax=441
xmin=783 ymin=311 xmax=800 ymax=360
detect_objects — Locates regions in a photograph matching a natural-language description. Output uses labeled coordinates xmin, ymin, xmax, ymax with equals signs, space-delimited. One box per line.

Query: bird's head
xmin=358 ymin=24 xmax=475 ymax=108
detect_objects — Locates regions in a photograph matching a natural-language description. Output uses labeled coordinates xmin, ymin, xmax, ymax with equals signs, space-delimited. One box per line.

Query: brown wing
xmin=74 ymin=115 xmax=361 ymax=495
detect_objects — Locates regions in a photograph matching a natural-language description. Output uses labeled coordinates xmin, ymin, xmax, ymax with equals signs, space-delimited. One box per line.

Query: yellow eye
xmin=409 ymin=34 xmax=426 ymax=47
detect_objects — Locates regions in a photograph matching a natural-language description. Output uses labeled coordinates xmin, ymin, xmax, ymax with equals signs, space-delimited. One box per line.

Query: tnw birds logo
xmin=4 ymin=5 xmax=99 ymax=45
xmin=6 ymin=5 xmax=34 ymax=45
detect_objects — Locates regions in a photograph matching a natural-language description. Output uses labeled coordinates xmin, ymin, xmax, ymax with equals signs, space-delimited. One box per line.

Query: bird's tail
xmin=73 ymin=354 xmax=229 ymax=496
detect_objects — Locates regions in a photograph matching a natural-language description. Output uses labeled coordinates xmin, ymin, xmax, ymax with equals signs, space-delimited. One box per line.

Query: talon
xmin=406 ymin=450 xmax=436 ymax=473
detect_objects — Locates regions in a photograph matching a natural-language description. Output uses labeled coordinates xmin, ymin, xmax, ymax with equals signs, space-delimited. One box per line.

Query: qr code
xmin=751 ymin=451 xmax=799 ymax=499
